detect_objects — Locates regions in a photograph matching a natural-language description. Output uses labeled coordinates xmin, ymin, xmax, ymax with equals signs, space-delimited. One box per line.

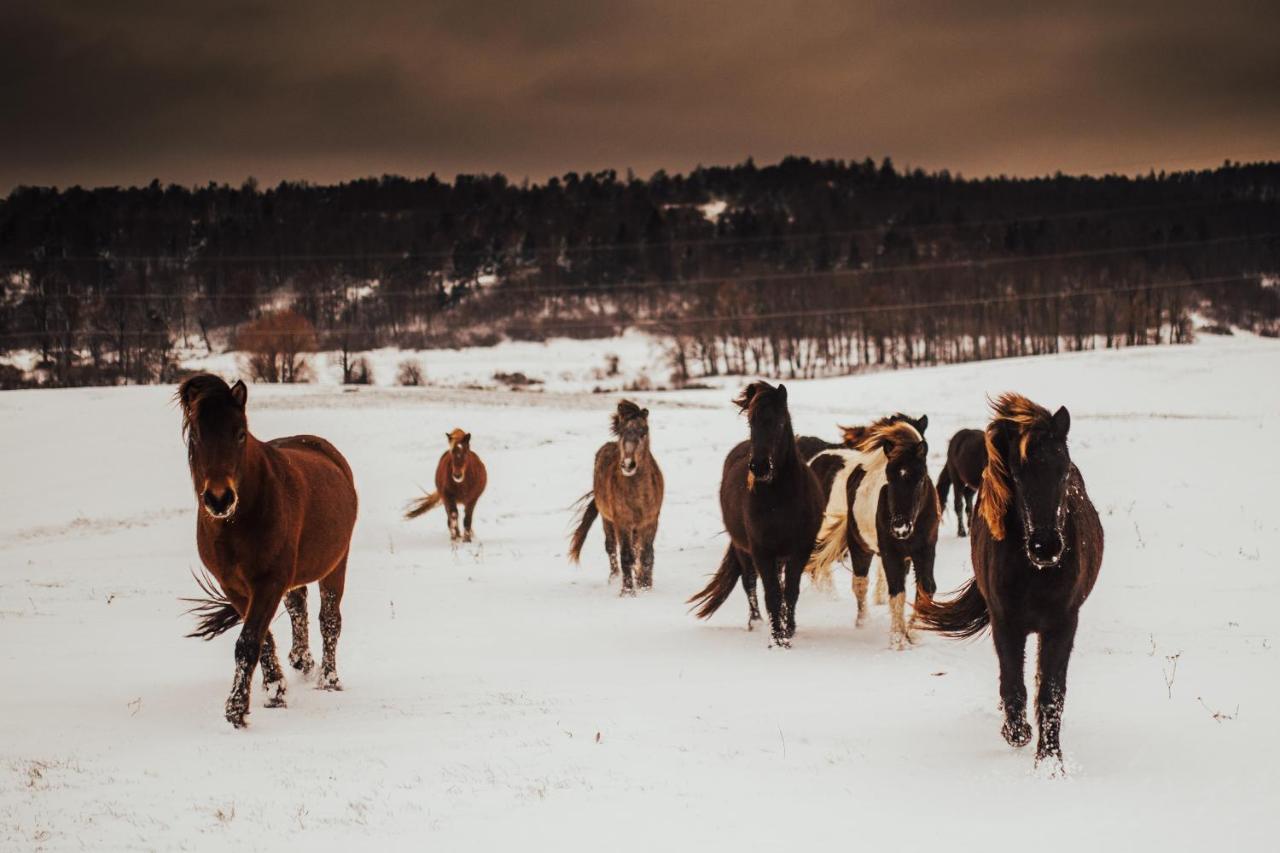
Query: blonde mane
xmin=979 ymin=393 xmax=1053 ymax=540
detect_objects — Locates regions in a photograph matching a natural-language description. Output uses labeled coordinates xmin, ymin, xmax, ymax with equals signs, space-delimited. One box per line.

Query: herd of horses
xmin=176 ymin=373 xmax=1104 ymax=774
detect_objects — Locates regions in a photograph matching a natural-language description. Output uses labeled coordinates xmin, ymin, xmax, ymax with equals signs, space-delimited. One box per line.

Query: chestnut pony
xmin=936 ymin=427 xmax=986 ymax=536
xmin=568 ymin=400 xmax=664 ymax=594
xmin=178 ymin=374 xmax=358 ymax=728
xmin=404 ymin=429 xmax=488 ymax=542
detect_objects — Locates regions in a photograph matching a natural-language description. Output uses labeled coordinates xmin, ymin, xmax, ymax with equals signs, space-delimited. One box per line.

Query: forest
xmin=1 ymin=157 xmax=1277 ymax=387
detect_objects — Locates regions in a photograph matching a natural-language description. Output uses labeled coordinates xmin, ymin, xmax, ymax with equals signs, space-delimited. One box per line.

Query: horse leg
xmin=848 ymin=547 xmax=873 ymax=627
xmin=637 ymin=526 xmax=656 ymax=590
xmin=881 ymin=549 xmax=911 ymax=650
xmin=444 ymin=496 xmax=460 ymax=542
xmin=1035 ymin=613 xmax=1079 ymax=772
xmin=225 ymin=579 xmax=287 ymax=728
xmin=782 ymin=545 xmax=810 ymax=641
xmin=908 ymin=546 xmax=937 ymax=629
xmin=873 ymin=559 xmax=889 ymax=605
xmin=736 ymin=548 xmax=762 ymax=629
xmin=618 ymin=527 xmax=637 ymax=596
xmin=259 ymin=629 xmax=288 ymax=708
xmin=284 ymin=586 xmax=315 ymax=675
xmin=602 ymin=518 xmax=621 ymax=580
xmin=462 ymin=499 xmax=476 ymax=543
xmin=954 ymin=479 xmax=968 ymax=537
xmin=317 ymin=555 xmax=348 ymax=691
xmin=751 ymin=547 xmax=786 ymax=647
xmin=992 ymin=618 xmax=1032 ymax=747
xmin=963 ymin=488 xmax=975 ymax=535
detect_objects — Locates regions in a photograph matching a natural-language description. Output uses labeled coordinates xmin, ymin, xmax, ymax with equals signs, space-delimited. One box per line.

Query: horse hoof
xmin=263 ymin=679 xmax=287 ymax=708
xmin=225 ymin=707 xmax=249 ymax=728
xmin=620 ymin=586 xmax=636 ymax=598
xmin=1034 ymin=752 xmax=1067 ymax=778
xmin=289 ymin=652 xmax=315 ymax=675
xmin=889 ymin=631 xmax=909 ymax=651
xmin=1002 ymin=719 xmax=1033 ymax=748
xmin=318 ymin=672 xmax=343 ymax=691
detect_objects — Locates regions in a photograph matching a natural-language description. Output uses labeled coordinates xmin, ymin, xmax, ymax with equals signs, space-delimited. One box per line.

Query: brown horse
xmin=688 ymin=382 xmax=823 ymax=647
xmin=568 ymin=401 xmax=664 ymax=594
xmin=177 ymin=374 xmax=358 ymax=728
xmin=404 ymin=428 xmax=488 ymax=543
xmin=936 ymin=428 xmax=986 ymax=536
xmin=916 ymin=394 xmax=1104 ymax=773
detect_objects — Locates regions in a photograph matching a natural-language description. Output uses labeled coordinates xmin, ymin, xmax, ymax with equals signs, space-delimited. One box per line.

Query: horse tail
xmin=181 ymin=568 xmax=242 ymax=640
xmin=804 ymin=511 xmax=848 ymax=592
xmin=936 ymin=465 xmax=952 ymax=515
xmin=567 ymin=492 xmax=598 ymax=563
xmin=404 ymin=490 xmax=443 ymax=519
xmin=913 ymin=578 xmax=990 ymax=638
xmin=687 ymin=547 xmax=742 ymax=619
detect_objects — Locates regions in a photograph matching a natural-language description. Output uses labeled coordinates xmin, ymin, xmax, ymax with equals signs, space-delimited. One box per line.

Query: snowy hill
xmin=1 ymin=332 xmax=1277 ymax=851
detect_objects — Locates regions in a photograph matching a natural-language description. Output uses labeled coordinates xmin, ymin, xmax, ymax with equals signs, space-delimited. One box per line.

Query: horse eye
xmin=236 ymin=430 xmax=246 ymax=445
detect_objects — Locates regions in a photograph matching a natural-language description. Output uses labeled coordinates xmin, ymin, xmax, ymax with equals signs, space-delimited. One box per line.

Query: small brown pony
xmin=178 ymin=374 xmax=358 ymax=728
xmin=568 ymin=401 xmax=664 ymax=594
xmin=404 ymin=429 xmax=488 ymax=542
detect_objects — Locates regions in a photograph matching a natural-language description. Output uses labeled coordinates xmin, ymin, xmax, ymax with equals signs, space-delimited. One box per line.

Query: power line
xmin=11 ymin=230 xmax=1276 ymax=301
xmin=0 ymin=273 xmax=1251 ymax=343
xmin=0 ymin=195 xmax=1271 ymax=267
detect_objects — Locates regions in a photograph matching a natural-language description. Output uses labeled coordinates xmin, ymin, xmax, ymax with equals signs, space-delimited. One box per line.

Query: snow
xmin=2 ymin=332 xmax=1278 ymax=851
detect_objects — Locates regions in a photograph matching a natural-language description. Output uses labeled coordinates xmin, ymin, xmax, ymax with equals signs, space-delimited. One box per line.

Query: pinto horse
xmin=568 ymin=401 xmax=664 ymax=594
xmin=916 ymin=394 xmax=1103 ymax=773
xmin=936 ymin=428 xmax=986 ymax=536
xmin=688 ymin=382 xmax=823 ymax=647
xmin=803 ymin=414 xmax=939 ymax=649
xmin=178 ymin=374 xmax=358 ymax=728
xmin=405 ymin=429 xmax=488 ymax=542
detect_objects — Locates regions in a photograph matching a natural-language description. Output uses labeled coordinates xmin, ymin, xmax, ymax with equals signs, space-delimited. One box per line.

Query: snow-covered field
xmin=2 ymin=333 xmax=1277 ymax=851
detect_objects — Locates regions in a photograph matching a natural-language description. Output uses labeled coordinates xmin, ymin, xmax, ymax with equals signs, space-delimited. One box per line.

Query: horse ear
xmin=230 ymin=380 xmax=247 ymax=408
xmin=640 ymin=408 xmax=649 ymax=419
xmin=464 ymin=432 xmax=472 ymax=444
xmin=445 ymin=432 xmax=452 ymax=443
xmin=777 ymin=383 xmax=787 ymax=402
xmin=1052 ymin=405 xmax=1071 ymax=437
xmin=916 ymin=414 xmax=928 ymax=434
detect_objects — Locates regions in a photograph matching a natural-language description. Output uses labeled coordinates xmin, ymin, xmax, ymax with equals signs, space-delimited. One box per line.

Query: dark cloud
xmin=1 ymin=0 xmax=1277 ymax=190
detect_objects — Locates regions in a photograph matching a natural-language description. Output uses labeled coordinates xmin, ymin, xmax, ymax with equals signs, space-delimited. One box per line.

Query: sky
xmin=1 ymin=0 xmax=1278 ymax=191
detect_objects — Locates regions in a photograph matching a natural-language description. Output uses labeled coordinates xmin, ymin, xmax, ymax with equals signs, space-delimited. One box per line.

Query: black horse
xmin=916 ymin=394 xmax=1104 ymax=774
xmin=936 ymin=428 xmax=986 ymax=536
xmin=803 ymin=414 xmax=939 ymax=649
xmin=688 ymin=382 xmax=823 ymax=647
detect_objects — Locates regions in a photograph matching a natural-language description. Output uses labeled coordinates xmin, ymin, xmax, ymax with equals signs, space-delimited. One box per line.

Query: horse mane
xmin=446 ymin=427 xmax=468 ymax=446
xmin=732 ymin=381 xmax=777 ymax=415
xmin=175 ymin=373 xmax=234 ymax=437
xmin=979 ymin=393 xmax=1054 ymax=540
xmin=610 ymin=400 xmax=645 ymax=435
xmin=848 ymin=414 xmax=923 ymax=456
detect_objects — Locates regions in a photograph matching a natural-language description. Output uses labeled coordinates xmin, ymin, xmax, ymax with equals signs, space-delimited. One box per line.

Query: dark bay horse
xmin=803 ymin=414 xmax=939 ymax=649
xmin=937 ymin=428 xmax=986 ymax=536
xmin=916 ymin=393 xmax=1103 ymax=773
xmin=568 ymin=401 xmax=664 ymax=594
xmin=405 ymin=428 xmax=488 ymax=543
xmin=178 ymin=374 xmax=358 ymax=728
xmin=688 ymin=382 xmax=823 ymax=647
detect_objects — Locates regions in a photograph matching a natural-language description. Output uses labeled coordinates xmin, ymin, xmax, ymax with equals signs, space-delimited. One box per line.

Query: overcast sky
xmin=2 ymin=0 xmax=1277 ymax=191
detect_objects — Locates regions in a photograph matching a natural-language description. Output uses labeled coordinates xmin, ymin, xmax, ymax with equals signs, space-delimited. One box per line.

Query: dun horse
xmin=178 ymin=374 xmax=358 ymax=728
xmin=916 ymin=394 xmax=1103 ymax=773
xmin=936 ymin=428 xmax=986 ymax=536
xmin=568 ymin=401 xmax=664 ymax=594
xmin=688 ymin=382 xmax=823 ymax=647
xmin=405 ymin=429 xmax=488 ymax=543
xmin=803 ymin=414 xmax=939 ymax=649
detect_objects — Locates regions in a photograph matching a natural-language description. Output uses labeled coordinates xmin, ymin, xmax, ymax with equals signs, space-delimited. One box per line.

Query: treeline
xmin=1 ymin=157 xmax=1277 ymax=387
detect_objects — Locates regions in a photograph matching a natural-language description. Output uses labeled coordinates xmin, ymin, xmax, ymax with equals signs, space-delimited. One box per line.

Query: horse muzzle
xmin=620 ymin=458 xmax=638 ymax=477
xmin=451 ymin=472 xmax=465 ymax=484
xmin=201 ymin=485 xmax=239 ymax=520
xmin=747 ymin=458 xmax=774 ymax=484
xmin=890 ymin=517 xmax=914 ymax=540
xmin=1026 ymin=529 xmax=1064 ymax=569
